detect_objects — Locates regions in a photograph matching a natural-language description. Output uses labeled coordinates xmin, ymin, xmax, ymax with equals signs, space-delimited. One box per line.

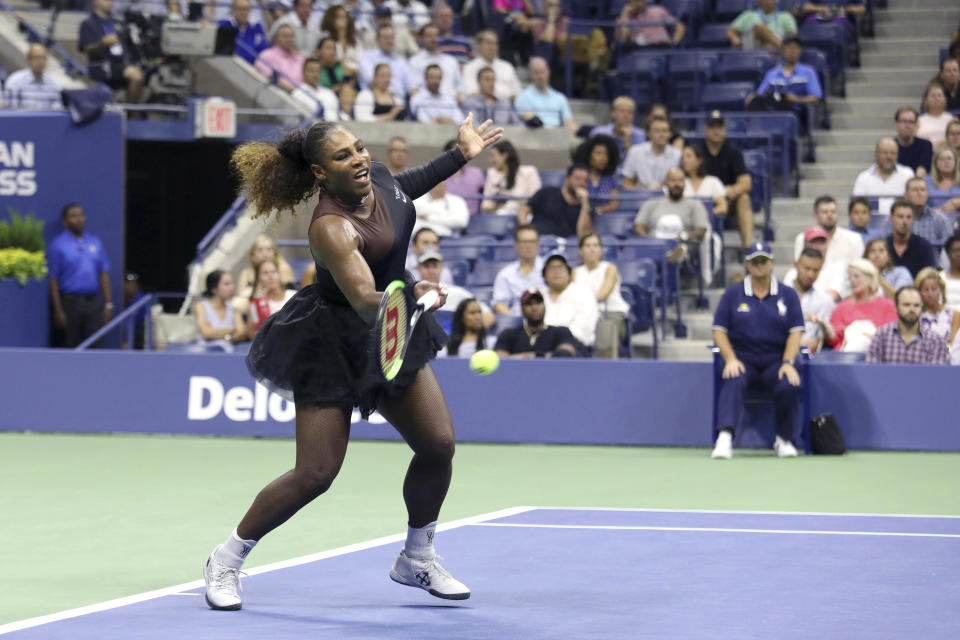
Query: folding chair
xmin=710 ymin=346 xmax=813 ymax=453
xmin=618 ymin=257 xmax=659 ymax=359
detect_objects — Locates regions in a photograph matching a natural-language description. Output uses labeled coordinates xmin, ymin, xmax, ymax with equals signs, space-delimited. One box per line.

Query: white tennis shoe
xmin=711 ymin=430 xmax=733 ymax=459
xmin=390 ymin=551 xmax=471 ymax=600
xmin=203 ymin=545 xmax=243 ymax=611
xmin=774 ymin=436 xmax=799 ymax=458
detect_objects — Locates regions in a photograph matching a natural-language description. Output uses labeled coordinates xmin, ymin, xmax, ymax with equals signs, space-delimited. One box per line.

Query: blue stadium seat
xmin=470 ymin=286 xmax=494 ymax=307
xmin=567 ymin=0 xmax=608 ymax=19
xmin=797 ymin=22 xmax=847 ymax=81
xmin=743 ymin=150 xmax=772 ymax=239
xmin=447 ymin=259 xmax=469 ymax=286
xmin=287 ymin=258 xmax=314 ymax=284
xmin=800 ymin=48 xmax=832 ymax=97
xmin=662 ymin=0 xmax=707 ymax=22
xmin=437 ymin=242 xmax=493 ymax=262
xmin=716 ymin=51 xmax=776 ymax=84
xmin=866 ymin=213 xmax=888 ymax=234
xmin=615 ymin=53 xmax=666 ymax=105
xmin=696 ymin=23 xmax=732 ymax=48
xmin=465 ymin=214 xmax=517 ymax=239
xmin=618 ymin=258 xmax=661 ymax=357
xmin=593 ymin=212 xmax=636 ymax=238
xmin=712 ymin=0 xmax=747 ymax=21
xmin=599 ymin=235 xmax=621 ymax=260
xmin=560 ymin=243 xmax=582 ymax=264
xmin=466 ymin=260 xmax=513 ymax=287
xmin=434 ymin=310 xmax=455 ymax=334
xmin=701 ymin=82 xmax=754 ymax=111
xmin=491 ymin=241 xmax=520 ymax=261
xmin=539 ymin=170 xmax=566 ymax=189
xmin=667 ymin=52 xmax=720 ymax=110
xmin=812 ymin=350 xmax=866 ymax=363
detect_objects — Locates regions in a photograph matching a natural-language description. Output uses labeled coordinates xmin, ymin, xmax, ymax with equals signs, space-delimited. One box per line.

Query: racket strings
xmin=380 ymin=289 xmax=409 ymax=377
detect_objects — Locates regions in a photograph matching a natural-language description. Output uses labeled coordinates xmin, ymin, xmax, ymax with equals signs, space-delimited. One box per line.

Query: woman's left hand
xmin=457 ymin=113 xmax=504 ymax=161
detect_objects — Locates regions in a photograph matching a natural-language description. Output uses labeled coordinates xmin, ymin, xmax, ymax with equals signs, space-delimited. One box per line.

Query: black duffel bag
xmin=810 ymin=412 xmax=847 ymax=455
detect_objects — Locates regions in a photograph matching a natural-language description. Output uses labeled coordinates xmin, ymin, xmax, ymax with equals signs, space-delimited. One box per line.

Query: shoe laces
xmin=420 ymin=555 xmax=455 ymax=580
xmin=211 ymin=561 xmax=246 ymax=593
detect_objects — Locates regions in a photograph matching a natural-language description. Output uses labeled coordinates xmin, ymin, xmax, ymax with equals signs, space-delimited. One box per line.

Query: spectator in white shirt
xmin=385 ymin=0 xmax=431 ymax=30
xmin=541 ymin=254 xmax=600 ymax=348
xmin=622 ymin=117 xmax=682 ymax=190
xmin=681 ymin=144 xmax=728 ymax=216
xmin=292 ymin=58 xmax=340 ymax=119
xmin=409 ymin=64 xmax=463 ymax=124
xmin=362 ymin=7 xmax=418 ymax=58
xmin=785 ymin=247 xmax=836 ymax=353
xmin=917 ymin=83 xmax=954 ymax=148
xmin=408 ymin=23 xmax=462 ymax=101
xmin=413 ymin=180 xmax=469 ymax=237
xmin=852 ymin=137 xmax=915 ymax=198
xmin=358 ymin=24 xmax=414 ymax=97
xmin=791 ymin=195 xmax=864 ymax=300
xmin=3 ymin=44 xmax=63 ymax=110
xmin=267 ymin=0 xmax=320 ymax=57
xmin=461 ymin=30 xmax=523 ymax=100
xmin=416 ymin=248 xmax=495 ymax=328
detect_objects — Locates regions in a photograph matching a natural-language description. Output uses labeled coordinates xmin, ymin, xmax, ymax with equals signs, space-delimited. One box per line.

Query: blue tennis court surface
xmin=4 ymin=507 xmax=959 ymax=639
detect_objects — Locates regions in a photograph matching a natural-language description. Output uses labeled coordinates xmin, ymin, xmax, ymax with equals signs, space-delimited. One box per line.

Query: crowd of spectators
xmin=16 ymin=2 xmax=960 ymax=375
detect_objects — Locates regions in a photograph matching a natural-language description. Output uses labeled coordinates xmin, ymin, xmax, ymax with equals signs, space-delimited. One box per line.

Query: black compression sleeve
xmin=394 ymin=147 xmax=467 ymax=201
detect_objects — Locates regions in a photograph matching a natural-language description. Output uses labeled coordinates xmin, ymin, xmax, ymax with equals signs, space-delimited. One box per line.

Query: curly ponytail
xmin=231 ymin=123 xmax=342 ymax=221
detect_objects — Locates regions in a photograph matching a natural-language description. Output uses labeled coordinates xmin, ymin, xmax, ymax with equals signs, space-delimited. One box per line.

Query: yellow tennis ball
xmin=469 ymin=349 xmax=500 ymax=376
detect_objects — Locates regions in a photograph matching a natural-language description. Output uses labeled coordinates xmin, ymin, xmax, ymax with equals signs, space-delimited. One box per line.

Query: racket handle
xmin=417 ymin=289 xmax=440 ymax=310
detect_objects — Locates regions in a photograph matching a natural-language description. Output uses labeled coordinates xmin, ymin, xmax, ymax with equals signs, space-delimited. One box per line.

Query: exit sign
xmin=196 ymin=99 xmax=236 ymax=138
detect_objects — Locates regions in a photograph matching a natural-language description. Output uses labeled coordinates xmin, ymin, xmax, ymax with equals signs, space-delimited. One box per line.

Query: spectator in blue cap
xmin=711 ymin=241 xmax=805 ymax=460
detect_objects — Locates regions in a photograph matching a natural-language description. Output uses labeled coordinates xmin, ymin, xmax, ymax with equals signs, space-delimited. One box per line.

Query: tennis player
xmin=203 ymin=116 xmax=501 ymax=609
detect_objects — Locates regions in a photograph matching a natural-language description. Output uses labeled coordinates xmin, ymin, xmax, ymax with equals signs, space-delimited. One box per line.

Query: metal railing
xmin=75 ymin=292 xmax=159 ymax=350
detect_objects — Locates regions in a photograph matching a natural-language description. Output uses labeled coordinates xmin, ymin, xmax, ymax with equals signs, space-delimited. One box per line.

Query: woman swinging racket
xmin=203 ymin=114 xmax=502 ymax=610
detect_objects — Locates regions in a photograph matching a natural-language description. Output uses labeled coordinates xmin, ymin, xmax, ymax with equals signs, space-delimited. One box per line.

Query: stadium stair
xmin=648 ymin=0 xmax=958 ymax=361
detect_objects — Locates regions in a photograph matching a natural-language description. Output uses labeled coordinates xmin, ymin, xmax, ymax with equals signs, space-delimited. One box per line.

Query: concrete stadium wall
xmin=0 ymin=349 xmax=957 ymax=452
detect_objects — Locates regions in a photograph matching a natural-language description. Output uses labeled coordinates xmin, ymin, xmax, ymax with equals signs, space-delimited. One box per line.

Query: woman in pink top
xmin=616 ymin=0 xmax=685 ymax=48
xmin=442 ymin=139 xmax=486 ymax=215
xmin=813 ymin=258 xmax=897 ymax=351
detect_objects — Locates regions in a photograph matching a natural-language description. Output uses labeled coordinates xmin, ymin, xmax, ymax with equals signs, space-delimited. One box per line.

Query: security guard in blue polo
xmin=48 ymin=204 xmax=113 ymax=347
xmin=711 ymin=242 xmax=804 ymax=459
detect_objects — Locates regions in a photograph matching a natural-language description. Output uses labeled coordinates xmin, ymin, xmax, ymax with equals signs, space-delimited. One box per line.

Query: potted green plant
xmin=0 ymin=209 xmax=49 ymax=347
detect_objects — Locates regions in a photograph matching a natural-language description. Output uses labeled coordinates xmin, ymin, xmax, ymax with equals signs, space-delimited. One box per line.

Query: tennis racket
xmin=374 ymin=280 xmax=440 ymax=381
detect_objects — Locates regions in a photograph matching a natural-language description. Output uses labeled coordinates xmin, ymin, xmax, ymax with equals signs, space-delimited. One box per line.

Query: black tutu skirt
xmin=246 ymin=282 xmax=447 ymax=418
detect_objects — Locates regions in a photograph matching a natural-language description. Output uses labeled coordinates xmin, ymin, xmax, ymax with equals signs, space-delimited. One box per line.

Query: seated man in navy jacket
xmin=711 ymin=242 xmax=804 ymax=460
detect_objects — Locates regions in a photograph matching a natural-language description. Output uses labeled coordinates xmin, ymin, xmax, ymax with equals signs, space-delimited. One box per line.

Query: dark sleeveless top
xmin=309 ymin=148 xmax=467 ymax=305
xmin=373 ymin=99 xmax=405 ymax=120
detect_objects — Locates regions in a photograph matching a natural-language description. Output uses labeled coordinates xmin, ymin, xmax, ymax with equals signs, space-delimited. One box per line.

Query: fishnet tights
xmin=236 ymin=365 xmax=454 ymax=540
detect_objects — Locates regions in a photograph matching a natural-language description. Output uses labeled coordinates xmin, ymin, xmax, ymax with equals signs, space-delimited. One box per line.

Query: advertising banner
xmin=1 ymin=350 xmax=958 ymax=451
xmin=0 ymin=112 xmax=124 ymax=346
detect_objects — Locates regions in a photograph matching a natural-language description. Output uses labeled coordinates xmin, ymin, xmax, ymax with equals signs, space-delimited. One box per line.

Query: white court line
xmin=527 ymin=506 xmax=960 ymax=519
xmin=0 ymin=506 xmax=535 ymax=636
xmin=472 ymin=522 xmax=960 ymax=539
